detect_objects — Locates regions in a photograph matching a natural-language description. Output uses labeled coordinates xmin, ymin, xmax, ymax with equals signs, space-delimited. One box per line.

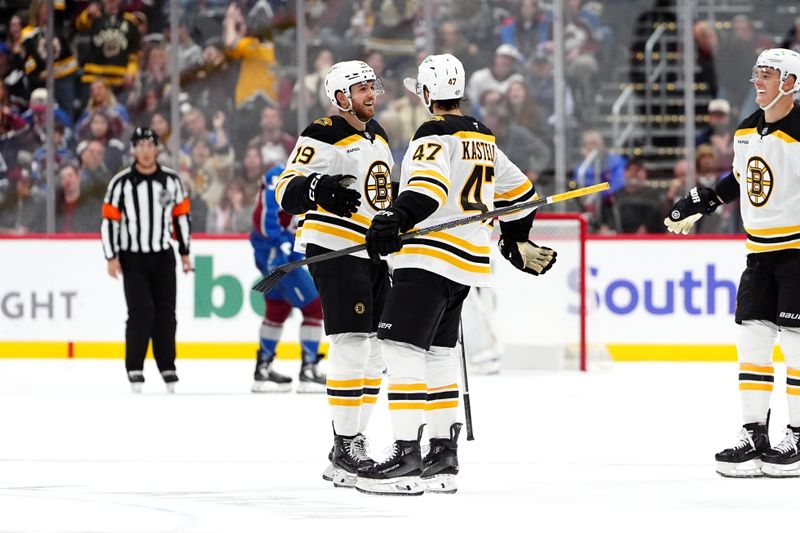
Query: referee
xmin=101 ymin=126 xmax=193 ymax=393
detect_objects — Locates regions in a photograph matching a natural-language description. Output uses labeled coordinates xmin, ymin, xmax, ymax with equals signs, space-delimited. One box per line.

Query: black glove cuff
xmin=714 ymin=173 xmax=738 ymax=204
xmin=499 ymin=211 xmax=535 ymax=242
xmin=301 ymin=172 xmax=321 ymax=209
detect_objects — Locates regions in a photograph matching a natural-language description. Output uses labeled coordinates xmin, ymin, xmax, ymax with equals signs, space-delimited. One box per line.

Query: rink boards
xmin=0 ymin=234 xmax=774 ymax=363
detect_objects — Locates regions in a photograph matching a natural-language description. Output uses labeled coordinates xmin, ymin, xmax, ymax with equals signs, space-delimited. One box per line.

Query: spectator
xmin=76 ymin=80 xmax=130 ymax=133
xmin=601 ymin=158 xmax=663 ymax=234
xmin=248 ymin=106 xmax=295 ymax=172
xmin=207 ymin=178 xmax=254 ymax=234
xmin=19 ymin=0 xmax=78 ymax=115
xmin=164 ymin=17 xmax=203 ymax=74
xmin=240 ymin=146 xmax=266 ymax=199
xmin=0 ymin=81 xmax=27 ymax=132
xmin=0 ymin=168 xmax=44 ymax=235
xmin=467 ymin=44 xmax=526 ymax=106
xmin=31 ymin=122 xmax=73 ymax=182
xmin=182 ymin=107 xmax=229 ymax=153
xmin=77 ymin=112 xmax=126 ymax=171
xmin=379 ymin=77 xmax=429 ymax=164
xmin=181 ymin=38 xmax=237 ymax=119
xmin=693 ymin=20 xmax=719 ymax=98
xmin=223 ymin=3 xmax=279 ymax=147
xmin=126 ymin=45 xmax=170 ymax=119
xmin=6 ymin=13 xmax=24 ymax=57
xmin=719 ymin=15 xmax=762 ymax=115
xmin=500 ymin=0 xmax=548 ymax=59
xmin=150 ymin=111 xmax=175 ymax=165
xmin=483 ymin=95 xmax=551 ymax=183
xmin=79 ymin=139 xmax=112 ymax=199
xmin=21 ymin=88 xmax=74 ymax=143
xmin=290 ymin=48 xmax=334 ymax=125
xmin=693 ymin=144 xmax=731 ymax=234
xmin=182 ymin=137 xmax=233 ymax=208
xmin=781 ymin=15 xmax=800 ymax=53
xmin=506 ymin=79 xmax=545 ymax=138
xmin=526 ymin=50 xmax=574 ymax=124
xmin=573 ymin=130 xmax=626 ymax=193
xmin=183 ymin=177 xmax=209 ymax=234
xmin=363 ymin=0 xmax=417 ymax=62
xmin=696 ymin=98 xmax=732 ymax=145
xmin=664 ymin=158 xmax=689 ymax=212
xmin=75 ymin=0 xmax=141 ymax=92
xmin=436 ymin=19 xmax=485 ymax=76
xmin=56 ymin=161 xmax=102 ymax=233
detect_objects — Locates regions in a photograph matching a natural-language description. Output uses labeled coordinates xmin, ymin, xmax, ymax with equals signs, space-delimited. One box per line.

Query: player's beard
xmin=351 ymin=99 xmax=375 ymax=123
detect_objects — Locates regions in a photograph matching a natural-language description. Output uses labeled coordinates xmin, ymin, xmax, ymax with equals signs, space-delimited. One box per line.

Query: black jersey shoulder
xmin=367 ymin=120 xmax=390 ymax=145
xmin=412 ymin=114 xmax=494 ymax=141
xmin=735 ymin=109 xmax=761 ymax=133
xmin=773 ymin=104 xmax=800 ymax=141
xmin=300 ymin=115 xmax=360 ymax=145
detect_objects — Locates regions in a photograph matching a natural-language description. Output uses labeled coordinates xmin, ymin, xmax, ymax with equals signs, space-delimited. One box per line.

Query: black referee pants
xmin=119 ymin=250 xmax=177 ymax=374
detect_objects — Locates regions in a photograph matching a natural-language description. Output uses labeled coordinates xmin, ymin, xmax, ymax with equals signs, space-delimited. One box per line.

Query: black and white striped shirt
xmin=101 ymin=164 xmax=191 ymax=260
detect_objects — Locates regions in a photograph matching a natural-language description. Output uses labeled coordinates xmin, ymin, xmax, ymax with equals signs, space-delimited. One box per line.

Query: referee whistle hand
xmin=181 ymin=255 xmax=193 ymax=274
xmin=107 ymin=258 xmax=122 ymax=279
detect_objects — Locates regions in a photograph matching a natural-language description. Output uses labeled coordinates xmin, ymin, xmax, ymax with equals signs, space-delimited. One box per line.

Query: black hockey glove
xmin=365 ymin=208 xmax=411 ymax=262
xmin=304 ymin=173 xmax=361 ymax=217
xmin=499 ymin=237 xmax=557 ymax=276
xmin=664 ymin=186 xmax=721 ymax=235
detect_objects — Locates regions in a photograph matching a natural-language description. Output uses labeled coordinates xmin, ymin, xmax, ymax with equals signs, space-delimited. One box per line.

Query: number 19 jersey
xmin=390 ymin=114 xmax=538 ymax=287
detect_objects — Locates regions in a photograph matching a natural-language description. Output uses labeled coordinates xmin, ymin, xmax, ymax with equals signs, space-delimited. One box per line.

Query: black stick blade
xmin=252 ymin=268 xmax=289 ymax=294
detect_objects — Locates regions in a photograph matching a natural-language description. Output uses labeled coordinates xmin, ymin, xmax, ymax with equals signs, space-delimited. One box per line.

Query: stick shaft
xmin=459 ymin=318 xmax=475 ymax=441
xmin=253 ymin=182 xmax=608 ymax=292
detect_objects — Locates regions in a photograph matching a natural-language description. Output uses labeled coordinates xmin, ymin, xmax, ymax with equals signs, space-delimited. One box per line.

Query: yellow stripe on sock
xmin=388 ymin=383 xmax=427 ymax=391
xmin=739 ymin=382 xmax=774 ymax=392
xmin=428 ymin=383 xmax=459 ymax=392
xmin=328 ymin=398 xmax=363 ymax=407
xmin=364 ymin=378 xmax=382 ymax=387
xmin=787 ymin=387 xmax=800 ymax=396
xmin=388 ymin=402 xmax=426 ymax=410
xmin=362 ymin=397 xmax=378 ymax=404
xmin=739 ymin=363 xmax=774 ymax=374
xmin=327 ymin=378 xmax=364 ymax=388
xmin=788 ymin=368 xmax=800 ymax=378
xmin=425 ymin=401 xmax=459 ymax=410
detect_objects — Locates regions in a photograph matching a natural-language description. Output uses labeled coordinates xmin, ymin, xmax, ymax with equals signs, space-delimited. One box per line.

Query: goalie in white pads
xmin=275 ymin=60 xmax=394 ymax=487
xmin=357 ymin=54 xmax=556 ymax=496
xmin=666 ymin=48 xmax=800 ymax=477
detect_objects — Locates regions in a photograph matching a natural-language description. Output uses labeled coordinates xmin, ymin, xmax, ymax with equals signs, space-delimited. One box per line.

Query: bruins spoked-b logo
xmin=364 ymin=160 xmax=392 ymax=210
xmin=746 ymin=156 xmax=773 ymax=207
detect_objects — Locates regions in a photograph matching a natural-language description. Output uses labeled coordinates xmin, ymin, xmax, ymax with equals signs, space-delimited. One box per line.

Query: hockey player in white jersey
xmin=357 ymin=54 xmax=557 ymax=495
xmin=275 ymin=60 xmax=394 ymax=487
xmin=666 ymin=48 xmax=800 ymax=477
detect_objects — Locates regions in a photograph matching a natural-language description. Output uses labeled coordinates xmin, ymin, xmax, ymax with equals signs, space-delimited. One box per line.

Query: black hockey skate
xmin=251 ymin=352 xmax=292 ymax=393
xmin=715 ymin=422 xmax=770 ymax=477
xmin=355 ymin=426 xmax=425 ymax=496
xmin=422 ymin=422 xmax=462 ymax=494
xmin=330 ymin=431 xmax=376 ymax=488
xmin=324 ymin=434 xmax=374 ymax=484
xmin=297 ymin=355 xmax=326 ymax=394
xmin=128 ymin=370 xmax=144 ymax=393
xmin=761 ymin=426 xmax=800 ymax=477
xmin=161 ymin=370 xmax=178 ymax=394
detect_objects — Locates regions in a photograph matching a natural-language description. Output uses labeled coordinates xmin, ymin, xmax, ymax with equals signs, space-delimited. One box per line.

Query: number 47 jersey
xmin=275 ymin=115 xmax=395 ymax=259
xmin=391 ymin=114 xmax=538 ymax=287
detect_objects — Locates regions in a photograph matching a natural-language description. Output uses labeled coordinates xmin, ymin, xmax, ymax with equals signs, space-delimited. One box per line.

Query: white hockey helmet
xmin=403 ymin=54 xmax=465 ymax=112
xmin=324 ymin=60 xmax=384 ymax=112
xmin=750 ymin=48 xmax=800 ymax=110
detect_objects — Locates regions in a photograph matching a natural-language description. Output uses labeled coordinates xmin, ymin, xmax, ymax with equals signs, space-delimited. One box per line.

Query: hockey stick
xmin=252 ymin=182 xmax=609 ymax=294
xmin=458 ymin=317 xmax=475 ymax=441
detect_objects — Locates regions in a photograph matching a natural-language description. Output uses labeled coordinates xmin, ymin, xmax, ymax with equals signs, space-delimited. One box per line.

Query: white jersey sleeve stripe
xmin=411 ymin=169 xmax=452 ymax=188
xmin=406 ymin=181 xmax=447 ymax=205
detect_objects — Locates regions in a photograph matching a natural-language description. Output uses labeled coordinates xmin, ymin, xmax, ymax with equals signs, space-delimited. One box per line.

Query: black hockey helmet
xmin=131 ymin=126 xmax=159 ymax=146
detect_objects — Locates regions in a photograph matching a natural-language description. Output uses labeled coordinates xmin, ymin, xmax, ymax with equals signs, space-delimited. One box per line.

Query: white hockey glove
xmin=499 ymin=238 xmax=557 ymax=276
xmin=664 ymin=186 xmax=720 ymax=235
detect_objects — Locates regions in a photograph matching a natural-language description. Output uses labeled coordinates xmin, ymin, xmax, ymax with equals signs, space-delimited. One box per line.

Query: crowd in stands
xmin=0 ymin=0 xmax=796 ymax=235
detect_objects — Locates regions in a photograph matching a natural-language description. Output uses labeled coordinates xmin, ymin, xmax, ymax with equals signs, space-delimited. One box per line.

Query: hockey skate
xmin=330 ymin=432 xmax=375 ymax=488
xmin=422 ymin=422 xmax=462 ymax=494
xmin=761 ymin=426 xmax=800 ymax=477
xmin=715 ymin=422 xmax=770 ymax=477
xmin=297 ymin=357 xmax=326 ymax=394
xmin=251 ymin=356 xmax=292 ymax=393
xmin=322 ymin=447 xmax=335 ymax=482
xmin=355 ymin=427 xmax=425 ymax=496
xmin=128 ymin=370 xmax=144 ymax=393
xmin=161 ymin=370 xmax=178 ymax=394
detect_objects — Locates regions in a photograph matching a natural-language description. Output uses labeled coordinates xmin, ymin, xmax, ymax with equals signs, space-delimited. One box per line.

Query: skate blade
xmin=130 ymin=383 xmax=143 ymax=393
xmin=166 ymin=382 xmax=176 ymax=394
xmin=332 ymin=468 xmax=357 ymax=488
xmin=716 ymin=459 xmax=763 ymax=478
xmin=322 ymin=463 xmax=335 ymax=482
xmin=355 ymin=476 xmax=425 ymax=496
xmin=422 ymin=474 xmax=458 ymax=494
xmin=296 ymin=381 xmax=326 ymax=394
xmin=761 ymin=462 xmax=800 ymax=478
xmin=251 ymin=381 xmax=292 ymax=393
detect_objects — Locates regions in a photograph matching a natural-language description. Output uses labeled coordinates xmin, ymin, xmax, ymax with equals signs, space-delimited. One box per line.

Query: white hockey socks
xmin=327 ymin=332 xmax=370 ymax=436
xmin=384 ymin=340 xmax=427 ymax=441
xmin=779 ymin=327 xmax=800 ymax=427
xmin=737 ymin=320 xmax=778 ymax=425
xmin=358 ymin=334 xmax=384 ymax=435
xmin=426 ymin=346 xmax=460 ymax=439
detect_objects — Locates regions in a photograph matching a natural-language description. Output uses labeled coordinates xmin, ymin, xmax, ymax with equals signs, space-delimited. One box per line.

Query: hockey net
xmin=464 ymin=213 xmax=598 ymax=373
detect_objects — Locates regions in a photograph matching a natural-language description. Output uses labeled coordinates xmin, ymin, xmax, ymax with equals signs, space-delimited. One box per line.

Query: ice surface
xmin=0 ymin=359 xmax=795 ymax=533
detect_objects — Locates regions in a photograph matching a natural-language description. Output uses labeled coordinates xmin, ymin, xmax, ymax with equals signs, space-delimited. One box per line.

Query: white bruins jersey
xmin=275 ymin=115 xmax=394 ymax=259
xmin=733 ymin=104 xmax=800 ymax=253
xmin=390 ymin=114 xmax=537 ymax=287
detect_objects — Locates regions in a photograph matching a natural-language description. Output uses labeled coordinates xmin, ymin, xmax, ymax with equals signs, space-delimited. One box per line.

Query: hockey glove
xmin=664 ymin=186 xmax=720 ymax=235
xmin=266 ymin=241 xmax=293 ymax=272
xmin=304 ymin=173 xmax=361 ymax=217
xmin=499 ymin=238 xmax=557 ymax=276
xmin=365 ymin=208 xmax=411 ymax=262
